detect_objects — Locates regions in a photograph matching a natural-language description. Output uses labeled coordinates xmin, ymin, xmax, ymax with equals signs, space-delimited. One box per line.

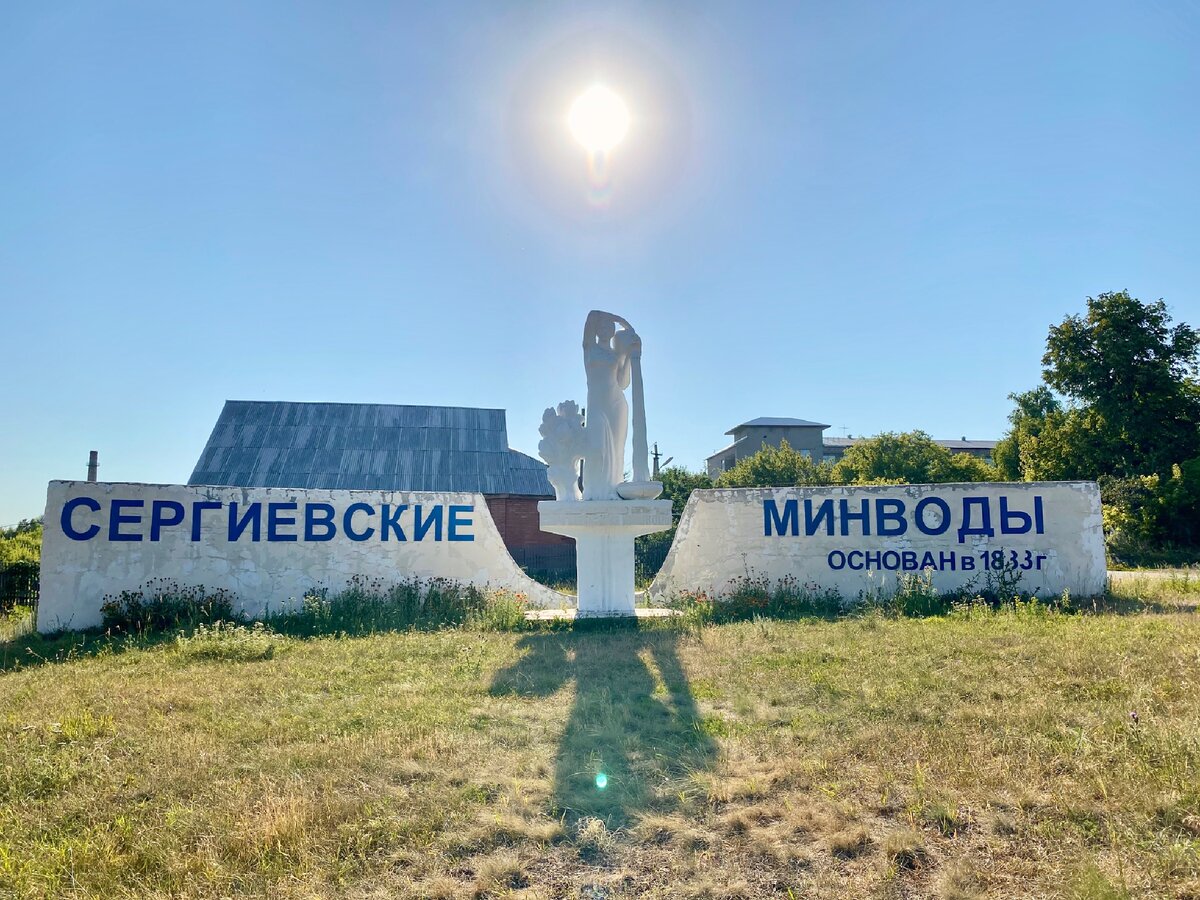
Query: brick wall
xmin=484 ymin=495 xmax=574 ymax=551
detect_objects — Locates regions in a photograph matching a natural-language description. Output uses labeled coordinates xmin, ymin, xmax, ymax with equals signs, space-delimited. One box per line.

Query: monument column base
xmin=538 ymin=499 xmax=673 ymax=615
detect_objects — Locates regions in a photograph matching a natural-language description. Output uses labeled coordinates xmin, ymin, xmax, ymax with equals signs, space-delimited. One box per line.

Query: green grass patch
xmin=0 ymin=578 xmax=1196 ymax=896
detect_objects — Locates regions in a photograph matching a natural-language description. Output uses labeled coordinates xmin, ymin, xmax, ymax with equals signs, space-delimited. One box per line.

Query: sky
xmin=2 ymin=1 xmax=1198 ymax=523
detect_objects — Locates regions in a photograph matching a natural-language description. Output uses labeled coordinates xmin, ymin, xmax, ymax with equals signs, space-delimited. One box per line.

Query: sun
xmin=567 ymin=84 xmax=630 ymax=154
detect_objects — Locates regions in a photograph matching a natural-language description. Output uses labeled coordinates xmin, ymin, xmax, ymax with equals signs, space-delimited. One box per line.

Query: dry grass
xmin=0 ymin=581 xmax=1197 ymax=897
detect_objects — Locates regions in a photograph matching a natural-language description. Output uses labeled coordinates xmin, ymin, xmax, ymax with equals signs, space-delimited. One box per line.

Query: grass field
xmin=1 ymin=577 xmax=1198 ymax=899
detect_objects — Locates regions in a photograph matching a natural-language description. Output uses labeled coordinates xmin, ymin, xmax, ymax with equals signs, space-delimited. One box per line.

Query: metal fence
xmin=0 ymin=561 xmax=39 ymax=613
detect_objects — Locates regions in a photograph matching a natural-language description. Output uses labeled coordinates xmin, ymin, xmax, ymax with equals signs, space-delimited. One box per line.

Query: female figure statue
xmin=582 ymin=310 xmax=640 ymax=500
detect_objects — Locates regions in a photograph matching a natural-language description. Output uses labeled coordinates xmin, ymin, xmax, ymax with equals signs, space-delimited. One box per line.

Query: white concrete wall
xmin=650 ymin=482 xmax=1106 ymax=601
xmin=39 ymin=481 xmax=572 ymax=632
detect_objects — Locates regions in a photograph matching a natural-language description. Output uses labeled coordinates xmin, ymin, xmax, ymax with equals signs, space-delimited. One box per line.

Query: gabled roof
xmin=727 ymin=417 xmax=830 ymax=434
xmin=188 ymin=400 xmax=553 ymax=496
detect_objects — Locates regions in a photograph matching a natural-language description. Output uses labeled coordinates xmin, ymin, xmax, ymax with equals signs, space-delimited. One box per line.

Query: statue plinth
xmin=538 ymin=499 xmax=672 ymax=615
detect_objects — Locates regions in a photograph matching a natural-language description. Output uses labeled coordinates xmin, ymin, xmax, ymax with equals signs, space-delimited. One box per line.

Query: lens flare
xmin=568 ymin=84 xmax=630 ymax=154
xmin=595 ymin=772 xmax=608 ymax=790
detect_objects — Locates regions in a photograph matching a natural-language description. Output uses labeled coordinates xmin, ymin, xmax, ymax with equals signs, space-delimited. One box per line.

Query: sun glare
xmin=568 ymin=84 xmax=630 ymax=154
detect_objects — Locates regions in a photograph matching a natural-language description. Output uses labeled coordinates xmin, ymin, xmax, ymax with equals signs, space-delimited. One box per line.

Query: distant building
xmin=821 ymin=436 xmax=997 ymax=464
xmin=706 ymin=417 xmax=997 ymax=478
xmin=188 ymin=400 xmax=570 ymax=559
xmin=706 ymin=417 xmax=830 ymax=478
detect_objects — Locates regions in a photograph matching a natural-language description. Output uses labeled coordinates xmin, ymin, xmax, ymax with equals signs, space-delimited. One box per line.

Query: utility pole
xmin=651 ymin=443 xmax=673 ymax=479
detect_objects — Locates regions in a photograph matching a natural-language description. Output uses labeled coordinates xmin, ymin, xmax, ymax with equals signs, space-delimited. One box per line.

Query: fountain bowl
xmin=616 ymin=480 xmax=663 ymax=500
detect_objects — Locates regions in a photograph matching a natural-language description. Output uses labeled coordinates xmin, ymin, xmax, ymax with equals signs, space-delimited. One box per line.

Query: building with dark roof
xmin=188 ymin=400 xmax=569 ymax=557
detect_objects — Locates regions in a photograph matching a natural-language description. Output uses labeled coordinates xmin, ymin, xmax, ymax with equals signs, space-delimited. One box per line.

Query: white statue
xmin=582 ymin=310 xmax=637 ymax=499
xmin=538 ymin=311 xmax=660 ymax=503
xmin=538 ymin=401 xmax=585 ymax=501
xmin=536 ymin=312 xmax=672 ymax=614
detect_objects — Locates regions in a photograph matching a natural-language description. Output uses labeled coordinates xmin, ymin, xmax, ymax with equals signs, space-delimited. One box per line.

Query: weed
xmin=173 ymin=621 xmax=279 ymax=662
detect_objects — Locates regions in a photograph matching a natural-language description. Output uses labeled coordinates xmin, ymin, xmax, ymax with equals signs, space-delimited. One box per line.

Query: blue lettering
xmin=344 ymin=503 xmax=376 ymax=541
xmin=414 ymin=504 xmax=443 ymax=541
xmin=267 ymin=502 xmax=298 ymax=541
xmin=61 ymin=496 xmax=101 ymax=541
xmin=998 ymin=497 xmax=1032 ymax=534
xmin=191 ymin=501 xmax=221 ymax=540
xmin=847 ymin=550 xmax=865 ymax=570
xmin=109 ymin=499 xmax=144 ymax=542
xmin=914 ymin=497 xmax=951 ymax=535
xmin=764 ymin=498 xmax=799 ymax=536
xmin=305 ymin=503 xmax=337 ymax=541
xmin=957 ymin=497 xmax=995 ymax=543
xmin=938 ymin=551 xmax=956 ymax=571
xmin=882 ymin=550 xmax=901 ymax=570
xmin=839 ymin=498 xmax=871 ymax=536
xmin=875 ymin=498 xmax=907 ymax=536
xmin=828 ymin=550 xmax=846 ymax=570
xmin=229 ymin=502 xmax=262 ymax=542
xmin=448 ymin=505 xmax=474 ymax=542
xmin=380 ymin=504 xmax=407 ymax=541
xmin=804 ymin=499 xmax=835 ymax=536
xmin=150 ymin=500 xmax=185 ymax=541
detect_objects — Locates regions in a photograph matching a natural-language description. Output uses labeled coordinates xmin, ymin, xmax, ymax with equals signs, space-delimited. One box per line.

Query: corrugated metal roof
xmin=188 ymin=401 xmax=553 ymax=496
xmin=727 ymin=417 xmax=830 ymax=434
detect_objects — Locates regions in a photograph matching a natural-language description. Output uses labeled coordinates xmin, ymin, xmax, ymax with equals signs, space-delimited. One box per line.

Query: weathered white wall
xmin=39 ymin=481 xmax=571 ymax=632
xmin=650 ymin=482 xmax=1106 ymax=601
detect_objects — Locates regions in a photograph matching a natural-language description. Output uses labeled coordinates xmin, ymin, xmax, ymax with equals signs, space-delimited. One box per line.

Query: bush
xmin=173 ymin=621 xmax=279 ymax=662
xmin=669 ymin=574 xmax=841 ymax=624
xmin=670 ymin=566 xmax=1069 ymax=624
xmin=100 ymin=579 xmax=242 ymax=634
xmin=266 ymin=575 xmax=524 ymax=637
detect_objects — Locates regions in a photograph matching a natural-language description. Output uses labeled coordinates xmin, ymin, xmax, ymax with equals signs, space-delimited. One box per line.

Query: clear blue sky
xmin=3 ymin=1 xmax=1198 ymax=523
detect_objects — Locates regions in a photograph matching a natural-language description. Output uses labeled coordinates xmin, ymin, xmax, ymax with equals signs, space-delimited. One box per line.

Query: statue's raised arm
xmin=583 ymin=310 xmax=633 ymax=348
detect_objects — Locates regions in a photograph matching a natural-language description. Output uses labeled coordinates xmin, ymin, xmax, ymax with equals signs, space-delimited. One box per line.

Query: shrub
xmin=468 ymin=591 xmax=530 ymax=632
xmin=173 ymin=621 xmax=279 ymax=662
xmin=100 ymin=579 xmax=242 ymax=634
xmin=267 ymin=575 xmax=505 ymax=637
xmin=669 ymin=574 xmax=840 ymax=624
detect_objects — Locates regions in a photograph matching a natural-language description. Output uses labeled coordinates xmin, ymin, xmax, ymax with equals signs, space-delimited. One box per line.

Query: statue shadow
xmin=490 ymin=622 xmax=717 ymax=829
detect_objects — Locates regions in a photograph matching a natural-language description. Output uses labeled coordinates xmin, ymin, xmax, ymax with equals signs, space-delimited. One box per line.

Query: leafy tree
xmin=634 ymin=466 xmax=711 ymax=580
xmin=993 ymin=388 xmax=1061 ymax=480
xmin=714 ymin=440 xmax=835 ymax=488
xmin=831 ymin=431 xmax=997 ymax=485
xmin=657 ymin=465 xmax=712 ymax=523
xmin=0 ymin=518 xmax=42 ymax=567
xmin=1041 ymin=290 xmax=1200 ymax=477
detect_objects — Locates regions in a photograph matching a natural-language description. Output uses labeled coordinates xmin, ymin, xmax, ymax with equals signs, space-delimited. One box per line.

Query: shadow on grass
xmin=489 ymin=620 xmax=717 ymax=829
xmin=0 ymin=622 xmax=177 ymax=674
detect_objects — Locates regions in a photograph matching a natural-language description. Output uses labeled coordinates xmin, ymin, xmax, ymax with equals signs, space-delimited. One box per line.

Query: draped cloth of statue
xmin=582 ymin=310 xmax=639 ymax=500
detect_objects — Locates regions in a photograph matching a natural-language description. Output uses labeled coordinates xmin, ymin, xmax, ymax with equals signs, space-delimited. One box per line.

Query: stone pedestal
xmin=538 ymin=499 xmax=673 ymax=615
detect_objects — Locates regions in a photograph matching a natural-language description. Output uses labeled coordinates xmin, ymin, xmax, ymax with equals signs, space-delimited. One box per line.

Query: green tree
xmin=714 ymin=440 xmax=835 ymax=488
xmin=993 ymin=387 xmax=1061 ymax=480
xmin=831 ymin=431 xmax=998 ymax=485
xmin=634 ymin=466 xmax=711 ymax=580
xmin=657 ymin=465 xmax=712 ymax=523
xmin=1041 ymin=290 xmax=1200 ymax=477
xmin=0 ymin=518 xmax=42 ymax=567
